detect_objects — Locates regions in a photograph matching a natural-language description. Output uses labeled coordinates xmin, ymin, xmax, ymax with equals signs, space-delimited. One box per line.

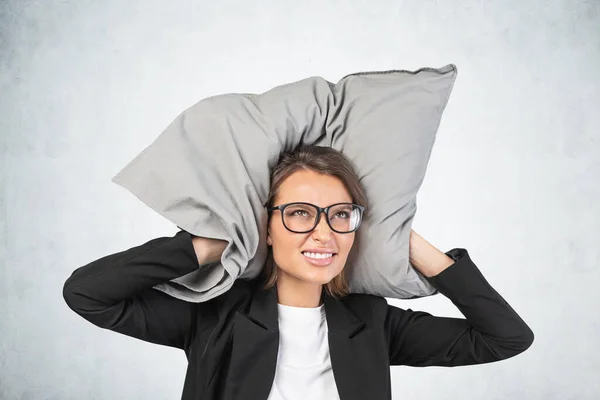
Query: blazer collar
xmin=247 ymin=282 xmax=366 ymax=337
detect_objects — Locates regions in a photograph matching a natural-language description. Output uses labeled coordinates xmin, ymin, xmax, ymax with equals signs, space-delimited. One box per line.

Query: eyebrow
xmin=281 ymin=201 xmax=354 ymax=207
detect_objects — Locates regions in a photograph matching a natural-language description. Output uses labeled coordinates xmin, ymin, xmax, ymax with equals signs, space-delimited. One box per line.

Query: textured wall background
xmin=1 ymin=0 xmax=599 ymax=399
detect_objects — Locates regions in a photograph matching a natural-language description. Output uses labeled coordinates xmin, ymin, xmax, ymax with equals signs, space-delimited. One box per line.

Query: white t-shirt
xmin=266 ymin=303 xmax=341 ymax=400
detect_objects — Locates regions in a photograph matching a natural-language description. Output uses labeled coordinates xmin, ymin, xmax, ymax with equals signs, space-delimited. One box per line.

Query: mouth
xmin=301 ymin=251 xmax=338 ymax=266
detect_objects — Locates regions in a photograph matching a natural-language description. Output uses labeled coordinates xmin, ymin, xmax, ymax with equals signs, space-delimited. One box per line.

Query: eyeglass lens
xmin=282 ymin=203 xmax=362 ymax=233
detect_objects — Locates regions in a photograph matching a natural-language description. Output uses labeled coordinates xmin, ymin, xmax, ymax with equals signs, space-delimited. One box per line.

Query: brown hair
xmin=261 ymin=145 xmax=368 ymax=299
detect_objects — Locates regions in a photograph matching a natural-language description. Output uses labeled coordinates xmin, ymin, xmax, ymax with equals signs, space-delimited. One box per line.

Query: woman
xmin=63 ymin=145 xmax=534 ymax=400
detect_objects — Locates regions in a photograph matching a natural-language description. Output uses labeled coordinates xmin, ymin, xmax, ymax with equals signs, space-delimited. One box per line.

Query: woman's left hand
xmin=409 ymin=229 xmax=456 ymax=278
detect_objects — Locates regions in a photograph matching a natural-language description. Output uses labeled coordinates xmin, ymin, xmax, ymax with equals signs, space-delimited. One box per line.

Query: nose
xmin=312 ymin=212 xmax=333 ymax=242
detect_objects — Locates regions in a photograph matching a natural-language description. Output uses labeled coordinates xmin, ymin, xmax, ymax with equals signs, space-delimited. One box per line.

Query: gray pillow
xmin=111 ymin=65 xmax=457 ymax=302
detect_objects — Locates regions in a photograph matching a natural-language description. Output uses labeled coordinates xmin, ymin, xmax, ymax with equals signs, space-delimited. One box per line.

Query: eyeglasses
xmin=267 ymin=202 xmax=366 ymax=234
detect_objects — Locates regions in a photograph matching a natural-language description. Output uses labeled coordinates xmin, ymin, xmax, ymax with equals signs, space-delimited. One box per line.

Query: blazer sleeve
xmin=385 ymin=248 xmax=534 ymax=367
xmin=62 ymin=229 xmax=206 ymax=350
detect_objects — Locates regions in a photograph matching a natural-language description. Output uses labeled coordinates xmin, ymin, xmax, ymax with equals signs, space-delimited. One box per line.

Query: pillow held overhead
xmin=111 ymin=64 xmax=458 ymax=302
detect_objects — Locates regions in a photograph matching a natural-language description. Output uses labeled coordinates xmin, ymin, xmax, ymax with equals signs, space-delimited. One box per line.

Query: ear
xmin=266 ymin=231 xmax=272 ymax=246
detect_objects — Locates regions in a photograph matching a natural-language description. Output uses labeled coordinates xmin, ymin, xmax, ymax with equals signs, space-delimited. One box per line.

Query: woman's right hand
xmin=191 ymin=235 xmax=228 ymax=265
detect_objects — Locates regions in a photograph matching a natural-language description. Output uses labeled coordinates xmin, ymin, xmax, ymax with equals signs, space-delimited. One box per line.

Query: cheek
xmin=270 ymin=224 xmax=304 ymax=254
xmin=338 ymin=234 xmax=356 ymax=254
xmin=271 ymin=235 xmax=307 ymax=274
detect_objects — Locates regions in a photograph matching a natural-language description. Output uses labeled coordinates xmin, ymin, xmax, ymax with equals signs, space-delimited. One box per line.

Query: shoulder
xmin=341 ymin=292 xmax=388 ymax=307
xmin=338 ymin=292 xmax=390 ymax=321
xmin=204 ymin=278 xmax=262 ymax=310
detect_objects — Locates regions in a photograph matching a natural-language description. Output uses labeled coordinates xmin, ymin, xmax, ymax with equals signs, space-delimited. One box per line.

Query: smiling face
xmin=266 ymin=169 xmax=356 ymax=287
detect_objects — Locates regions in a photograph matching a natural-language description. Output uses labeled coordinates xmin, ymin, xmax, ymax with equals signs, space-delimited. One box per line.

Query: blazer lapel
xmin=324 ymin=294 xmax=391 ymax=400
xmin=222 ymin=284 xmax=279 ymax=400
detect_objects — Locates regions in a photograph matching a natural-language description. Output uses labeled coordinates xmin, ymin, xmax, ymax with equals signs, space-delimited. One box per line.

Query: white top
xmin=266 ymin=303 xmax=341 ymax=400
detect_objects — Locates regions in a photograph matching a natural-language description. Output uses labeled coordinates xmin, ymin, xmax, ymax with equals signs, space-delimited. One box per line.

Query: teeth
xmin=303 ymin=252 xmax=334 ymax=259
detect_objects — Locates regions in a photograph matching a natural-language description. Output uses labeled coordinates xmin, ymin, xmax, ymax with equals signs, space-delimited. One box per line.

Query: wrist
xmin=192 ymin=236 xmax=227 ymax=265
xmin=409 ymin=230 xmax=455 ymax=278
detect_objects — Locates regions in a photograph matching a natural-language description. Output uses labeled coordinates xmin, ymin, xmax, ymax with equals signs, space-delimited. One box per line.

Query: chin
xmin=302 ymin=275 xmax=335 ymax=285
xmin=275 ymin=254 xmax=346 ymax=285
xmin=298 ymin=267 xmax=342 ymax=285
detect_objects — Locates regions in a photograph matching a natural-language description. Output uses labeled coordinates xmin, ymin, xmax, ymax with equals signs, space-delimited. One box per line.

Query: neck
xmin=276 ymin=270 xmax=324 ymax=308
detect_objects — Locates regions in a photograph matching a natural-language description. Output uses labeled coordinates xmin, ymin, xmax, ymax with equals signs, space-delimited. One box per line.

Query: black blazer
xmin=63 ymin=229 xmax=534 ymax=400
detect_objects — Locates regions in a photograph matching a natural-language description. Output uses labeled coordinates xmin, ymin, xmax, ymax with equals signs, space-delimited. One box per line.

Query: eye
xmin=330 ymin=205 xmax=354 ymax=219
xmin=333 ymin=211 xmax=350 ymax=219
xmin=291 ymin=210 xmax=309 ymax=217
xmin=284 ymin=206 xmax=314 ymax=219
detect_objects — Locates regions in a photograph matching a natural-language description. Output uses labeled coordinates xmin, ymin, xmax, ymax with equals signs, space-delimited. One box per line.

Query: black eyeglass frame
xmin=266 ymin=202 xmax=366 ymax=234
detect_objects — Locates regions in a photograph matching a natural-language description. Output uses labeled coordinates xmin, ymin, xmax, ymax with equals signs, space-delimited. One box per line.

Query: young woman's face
xmin=267 ymin=169 xmax=356 ymax=286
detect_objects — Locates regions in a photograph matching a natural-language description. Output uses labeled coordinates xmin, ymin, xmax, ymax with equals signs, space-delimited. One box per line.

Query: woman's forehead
xmin=275 ymin=170 xmax=352 ymax=205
